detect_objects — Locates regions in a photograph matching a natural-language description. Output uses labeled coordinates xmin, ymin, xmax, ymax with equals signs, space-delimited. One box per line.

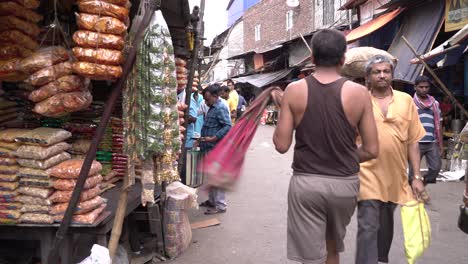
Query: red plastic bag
xmin=48 ymin=159 xmax=102 ymax=179
xmin=49 ymin=185 xmax=100 ymax=203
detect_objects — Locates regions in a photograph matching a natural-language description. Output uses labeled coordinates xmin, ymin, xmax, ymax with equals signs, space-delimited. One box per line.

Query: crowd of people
xmin=271 ymin=28 xmax=466 ymax=264
xmin=177 ymin=78 xmax=248 ymax=215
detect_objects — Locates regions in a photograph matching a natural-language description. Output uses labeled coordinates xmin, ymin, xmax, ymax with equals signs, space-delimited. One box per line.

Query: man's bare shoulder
xmin=284 ymin=78 xmax=307 ymax=95
xmin=342 ymin=80 xmax=370 ymax=101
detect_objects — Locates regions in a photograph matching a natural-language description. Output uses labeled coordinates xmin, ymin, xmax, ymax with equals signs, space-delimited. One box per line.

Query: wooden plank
xmin=190 ymin=218 xmax=220 ymax=230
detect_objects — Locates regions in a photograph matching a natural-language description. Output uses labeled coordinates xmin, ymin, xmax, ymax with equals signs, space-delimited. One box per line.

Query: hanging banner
xmin=445 ymin=0 xmax=468 ymax=32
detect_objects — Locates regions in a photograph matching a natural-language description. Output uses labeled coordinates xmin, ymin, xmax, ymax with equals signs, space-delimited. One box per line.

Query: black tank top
xmin=292 ymin=75 xmax=359 ymax=176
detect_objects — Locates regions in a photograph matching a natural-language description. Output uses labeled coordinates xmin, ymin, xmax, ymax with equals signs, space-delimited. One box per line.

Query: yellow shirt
xmin=227 ymin=90 xmax=239 ymax=123
xmin=359 ymin=90 xmax=426 ymax=205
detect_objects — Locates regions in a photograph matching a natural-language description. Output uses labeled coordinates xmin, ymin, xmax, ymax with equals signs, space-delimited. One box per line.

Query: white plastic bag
xmin=78 ymin=244 xmax=111 ymax=264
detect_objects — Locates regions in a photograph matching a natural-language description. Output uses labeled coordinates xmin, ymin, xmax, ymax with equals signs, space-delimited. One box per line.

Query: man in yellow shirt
xmin=356 ymin=55 xmax=427 ymax=264
xmin=226 ymin=79 xmax=239 ymax=123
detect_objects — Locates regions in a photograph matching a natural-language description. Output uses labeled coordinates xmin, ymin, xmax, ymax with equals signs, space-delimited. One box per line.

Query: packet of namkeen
xmin=76 ymin=0 xmax=130 ymax=7
xmin=78 ymin=1 xmax=129 ymax=21
xmin=29 ymin=75 xmax=85 ymax=102
xmin=73 ymin=61 xmax=122 ymax=80
xmin=19 ymin=46 xmax=69 ymax=74
xmin=33 ymin=90 xmax=93 ymax=117
xmin=0 ymin=16 xmax=41 ymax=38
xmin=75 ymin=13 xmax=127 ymax=35
xmin=48 ymin=159 xmax=102 ymax=179
xmin=0 ymin=2 xmax=43 ymax=23
xmin=6 ymin=0 xmax=41 ymax=9
xmin=73 ymin=47 xmax=123 ymax=66
xmin=26 ymin=61 xmax=73 ymax=86
xmin=0 ymin=59 xmax=19 ymax=74
xmin=73 ymin=30 xmax=124 ymax=50
xmin=0 ymin=30 xmax=39 ymax=50
xmin=0 ymin=45 xmax=33 ymax=60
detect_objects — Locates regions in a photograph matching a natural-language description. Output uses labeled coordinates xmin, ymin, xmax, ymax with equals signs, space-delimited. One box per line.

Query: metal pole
xmin=179 ymin=0 xmax=205 ymax=176
xmin=402 ymin=36 xmax=468 ymax=118
xmin=47 ymin=4 xmax=158 ymax=263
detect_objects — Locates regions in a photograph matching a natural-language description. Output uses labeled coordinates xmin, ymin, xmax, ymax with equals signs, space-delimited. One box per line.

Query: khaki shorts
xmin=287 ymin=172 xmax=359 ymax=264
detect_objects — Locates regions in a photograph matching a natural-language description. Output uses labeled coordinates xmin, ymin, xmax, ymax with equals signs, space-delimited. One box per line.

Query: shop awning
xmin=410 ymin=25 xmax=468 ymax=65
xmin=387 ymin=0 xmax=444 ymax=83
xmin=232 ymin=68 xmax=293 ymax=88
xmin=346 ymin=8 xmax=404 ymax=43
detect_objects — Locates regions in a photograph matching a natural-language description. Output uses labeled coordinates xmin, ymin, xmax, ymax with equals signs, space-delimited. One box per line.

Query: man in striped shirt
xmin=410 ymin=76 xmax=442 ymax=184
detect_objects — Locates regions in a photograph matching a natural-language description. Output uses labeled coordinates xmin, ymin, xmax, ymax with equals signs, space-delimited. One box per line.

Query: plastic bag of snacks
xmin=0 ymin=30 xmax=38 ymax=50
xmin=19 ymin=177 xmax=54 ymax=188
xmin=0 ymin=15 xmax=41 ymax=37
xmin=0 ymin=202 xmax=21 ymax=210
xmin=20 ymin=204 xmax=51 ymax=213
xmin=0 ymin=174 xmax=18 ymax=182
xmin=15 ymin=127 xmax=72 ymax=146
xmin=17 ymin=152 xmax=71 ymax=170
xmin=72 ymin=30 xmax=124 ymax=50
xmin=15 ymin=142 xmax=70 ymax=160
xmin=33 ymin=90 xmax=93 ymax=117
xmin=0 ymin=45 xmax=33 ymax=60
xmin=70 ymin=139 xmax=92 ymax=154
xmin=49 ymin=185 xmax=100 ymax=203
xmin=0 ymin=141 xmax=20 ymax=150
xmin=0 ymin=164 xmax=19 ymax=174
xmin=0 ymin=209 xmax=21 ymax=219
xmin=18 ymin=46 xmax=69 ymax=74
xmin=19 ymin=213 xmax=54 ymax=224
xmin=48 ymin=159 xmax=102 ymax=179
xmin=72 ymin=61 xmax=122 ymax=80
xmin=17 ymin=167 xmax=50 ymax=179
xmin=18 ymin=186 xmax=53 ymax=199
xmin=75 ymin=13 xmax=127 ymax=35
xmin=54 ymin=203 xmax=106 ymax=224
xmin=72 ymin=47 xmax=124 ymax=66
xmin=26 ymin=61 xmax=73 ymax=86
xmin=54 ymin=174 xmax=102 ymax=191
xmin=50 ymin=196 xmax=106 ymax=215
xmin=8 ymin=0 xmax=41 ymax=9
xmin=0 ymin=1 xmax=43 ymax=23
xmin=15 ymin=194 xmax=51 ymax=206
xmin=0 ymin=189 xmax=18 ymax=198
xmin=0 ymin=128 xmax=27 ymax=142
xmin=29 ymin=75 xmax=85 ymax=102
xmin=0 ymin=148 xmax=14 ymax=157
xmin=77 ymin=1 xmax=129 ymax=21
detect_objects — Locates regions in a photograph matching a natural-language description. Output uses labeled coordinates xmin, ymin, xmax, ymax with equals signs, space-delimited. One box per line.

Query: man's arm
xmin=273 ymin=87 xmax=294 ymax=154
xmin=214 ymin=107 xmax=232 ymax=140
xmin=408 ymin=141 xmax=425 ymax=198
xmin=357 ymin=91 xmax=379 ymax=162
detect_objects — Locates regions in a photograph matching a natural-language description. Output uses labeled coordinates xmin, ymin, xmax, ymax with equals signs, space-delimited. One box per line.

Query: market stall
xmin=0 ymin=0 xmax=202 ymax=262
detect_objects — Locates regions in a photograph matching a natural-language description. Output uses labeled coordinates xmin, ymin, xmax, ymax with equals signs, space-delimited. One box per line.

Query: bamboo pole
xmin=402 ymin=36 xmax=468 ymax=118
xmin=108 ymin=177 xmax=130 ymax=259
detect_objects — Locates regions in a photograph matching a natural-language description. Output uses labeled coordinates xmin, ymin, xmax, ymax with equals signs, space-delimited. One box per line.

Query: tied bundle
xmin=199 ymin=87 xmax=281 ymax=190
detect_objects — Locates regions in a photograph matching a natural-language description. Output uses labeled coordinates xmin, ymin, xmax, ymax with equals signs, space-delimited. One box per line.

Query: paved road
xmin=167 ymin=125 xmax=468 ymax=264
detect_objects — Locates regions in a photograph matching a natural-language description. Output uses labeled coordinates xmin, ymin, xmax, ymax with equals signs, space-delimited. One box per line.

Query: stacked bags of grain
xmin=48 ymin=159 xmax=107 ymax=225
xmin=13 ymin=127 xmax=72 ymax=224
xmin=72 ymin=0 xmax=130 ymax=80
xmin=0 ymin=128 xmax=24 ymax=224
xmin=18 ymin=46 xmax=93 ymax=117
xmin=0 ymin=0 xmax=42 ymax=82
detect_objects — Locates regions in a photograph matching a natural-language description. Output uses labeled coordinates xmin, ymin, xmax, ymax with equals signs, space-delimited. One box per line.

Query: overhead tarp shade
xmin=232 ymin=69 xmax=293 ymax=88
xmin=388 ymin=0 xmax=445 ymax=83
xmin=346 ymin=8 xmax=404 ymax=43
xmin=288 ymin=40 xmax=311 ymax=66
xmin=410 ymin=25 xmax=468 ymax=65
xmin=339 ymin=0 xmax=368 ymax=10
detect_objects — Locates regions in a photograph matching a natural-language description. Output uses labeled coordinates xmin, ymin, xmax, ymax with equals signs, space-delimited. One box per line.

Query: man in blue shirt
xmin=185 ymin=86 xmax=204 ymax=149
xmin=410 ymin=75 xmax=442 ymax=184
xmin=199 ymin=83 xmax=232 ymax=214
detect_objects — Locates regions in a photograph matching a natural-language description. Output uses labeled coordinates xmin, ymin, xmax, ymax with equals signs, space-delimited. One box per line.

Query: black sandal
xmin=199 ymin=200 xmax=214 ymax=207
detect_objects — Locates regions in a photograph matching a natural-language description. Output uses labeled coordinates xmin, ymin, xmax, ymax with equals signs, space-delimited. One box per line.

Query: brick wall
xmin=243 ymin=0 xmax=314 ymax=53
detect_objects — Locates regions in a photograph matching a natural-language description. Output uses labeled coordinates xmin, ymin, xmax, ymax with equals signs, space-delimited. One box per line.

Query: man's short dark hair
xmin=226 ymin=79 xmax=234 ymax=85
xmin=311 ymin=29 xmax=347 ymax=67
xmin=221 ymin=85 xmax=230 ymax=93
xmin=415 ymin=75 xmax=431 ymax=86
xmin=203 ymin=83 xmax=220 ymax=96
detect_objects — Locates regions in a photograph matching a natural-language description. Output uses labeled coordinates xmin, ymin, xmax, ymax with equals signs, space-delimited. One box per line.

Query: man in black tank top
xmin=273 ymin=29 xmax=379 ymax=264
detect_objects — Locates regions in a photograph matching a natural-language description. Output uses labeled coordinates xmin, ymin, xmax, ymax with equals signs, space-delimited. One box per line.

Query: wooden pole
xmin=108 ymin=178 xmax=130 ymax=259
xmin=402 ymin=36 xmax=468 ymax=118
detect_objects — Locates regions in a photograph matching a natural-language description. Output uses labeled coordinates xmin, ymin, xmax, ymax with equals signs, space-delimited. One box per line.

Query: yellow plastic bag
xmin=401 ymin=200 xmax=431 ymax=264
